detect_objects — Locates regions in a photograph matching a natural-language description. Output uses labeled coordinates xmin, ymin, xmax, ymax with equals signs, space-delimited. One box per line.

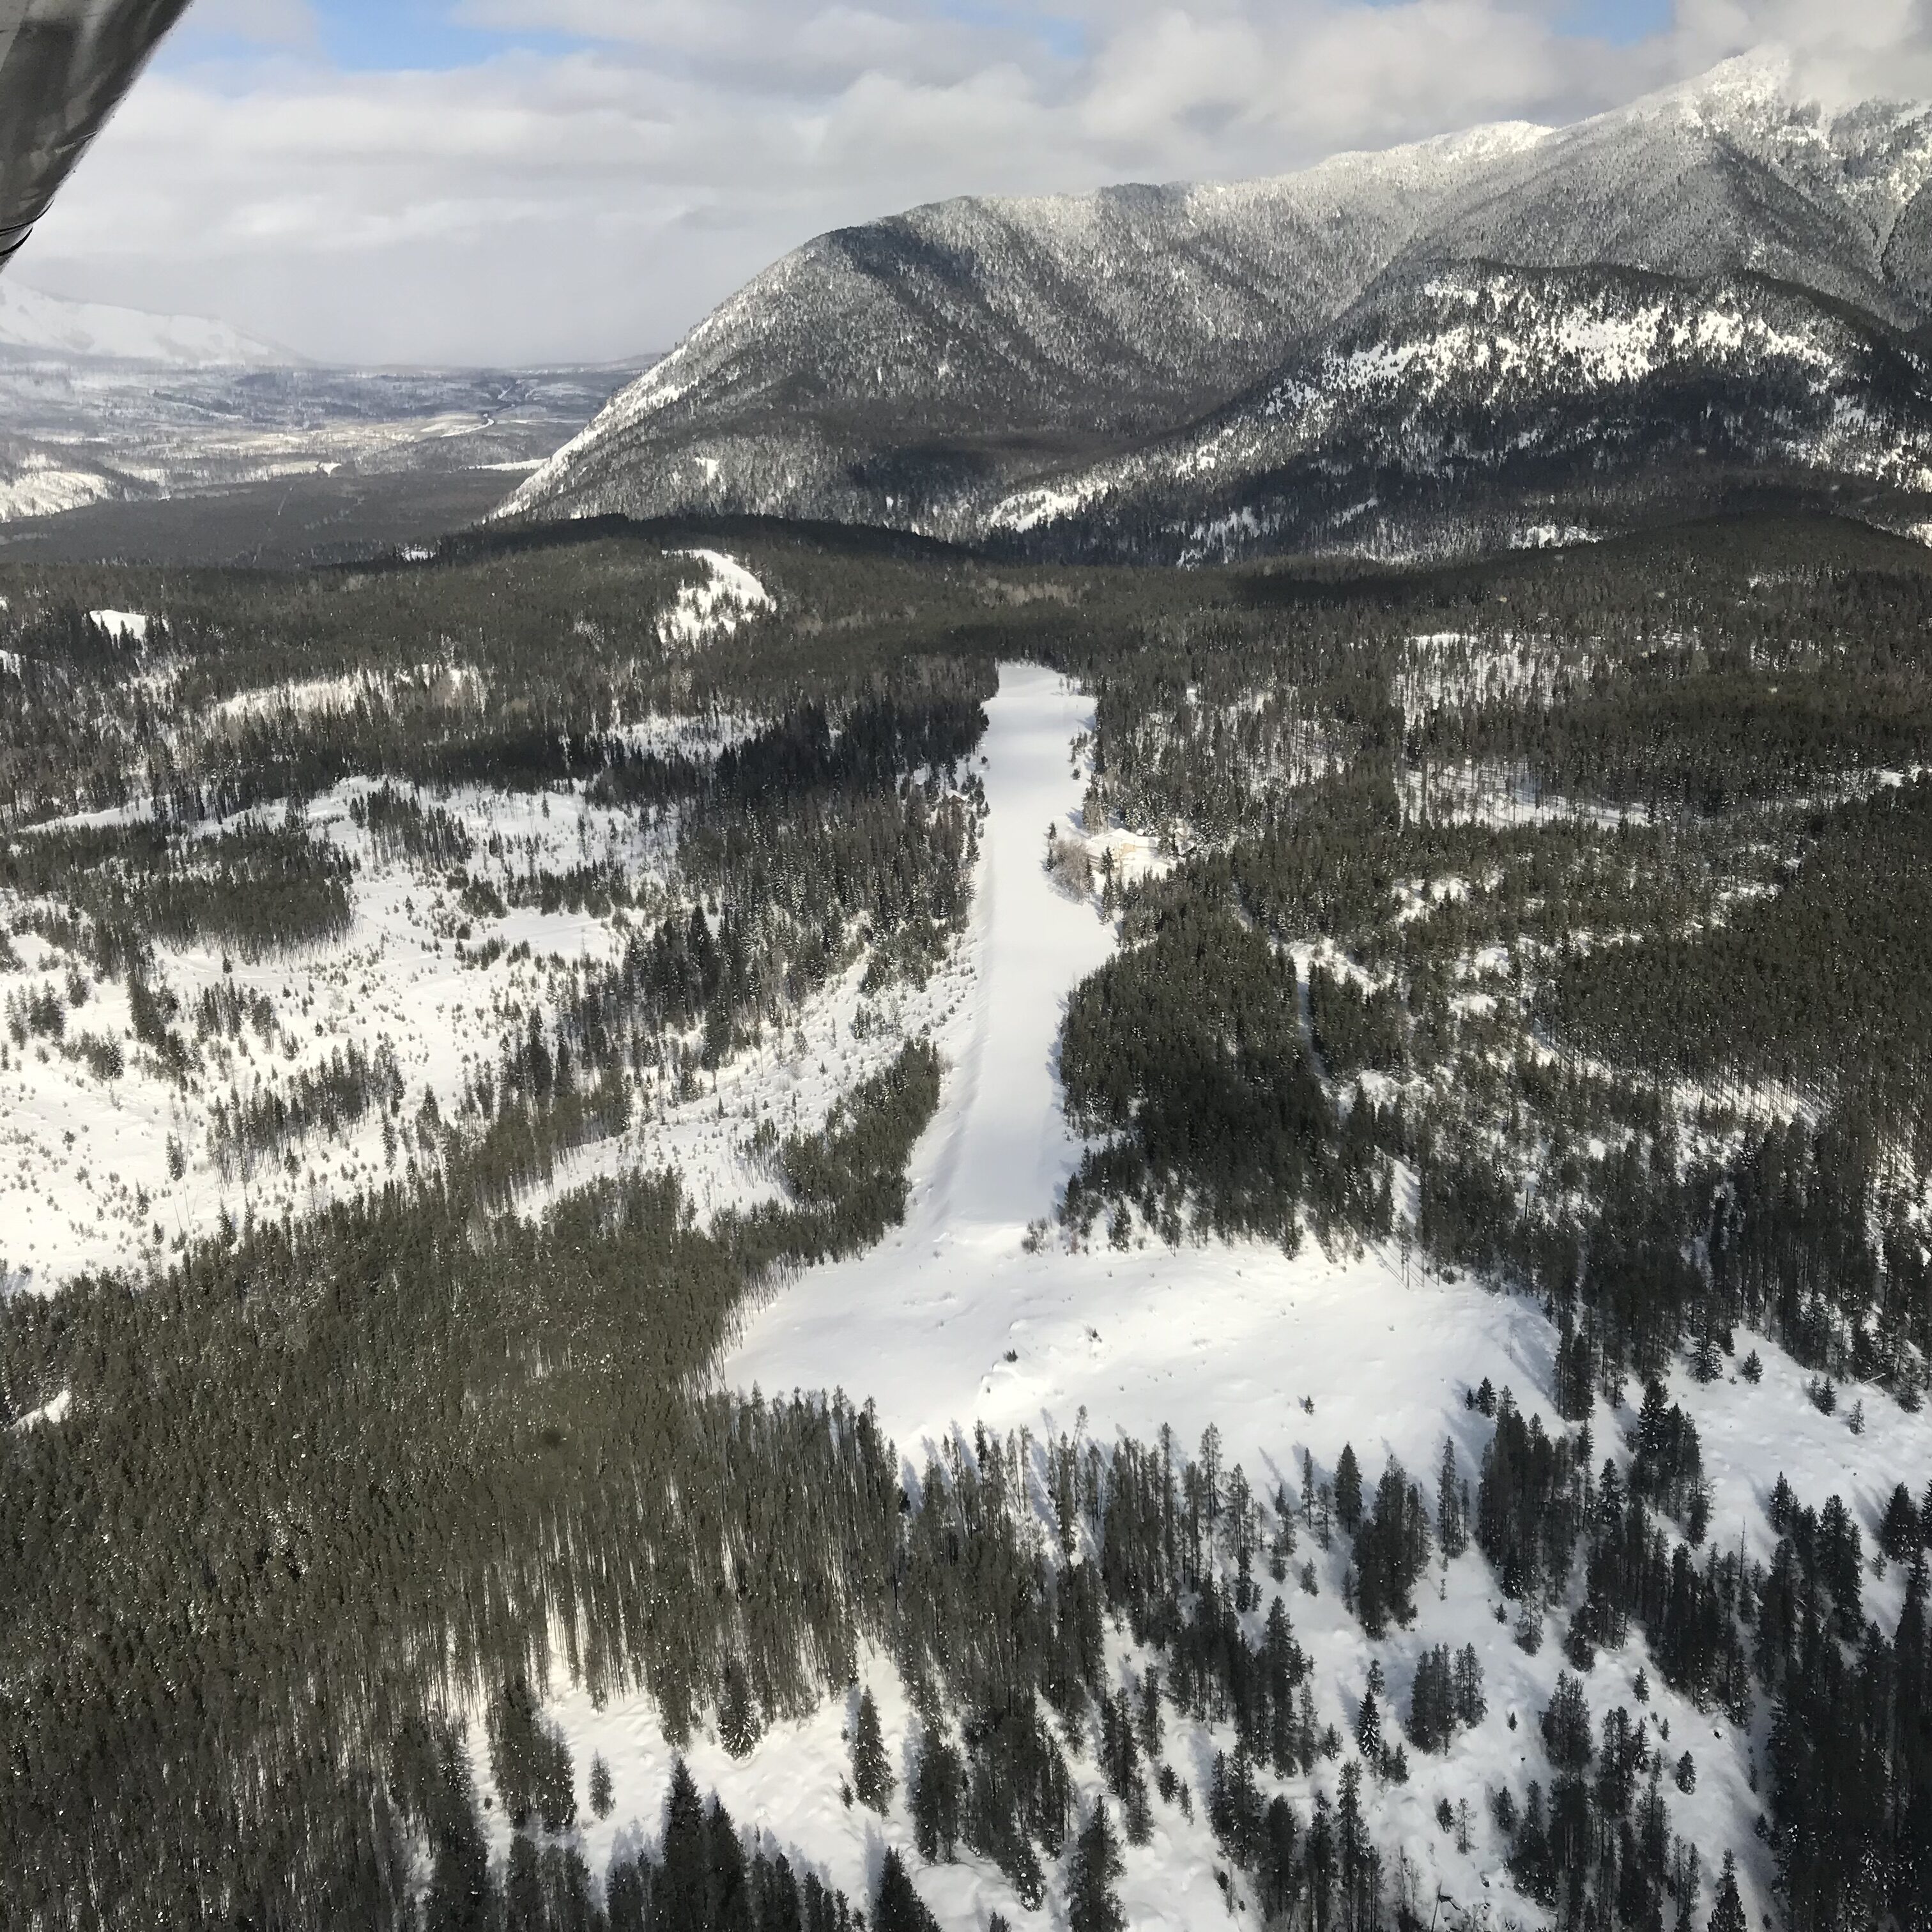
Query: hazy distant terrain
xmin=0 ymin=468 xmax=521 ymax=566
xmin=0 ymin=280 xmax=643 ymax=561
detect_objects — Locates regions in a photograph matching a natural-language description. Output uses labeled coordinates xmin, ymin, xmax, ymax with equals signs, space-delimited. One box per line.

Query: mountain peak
xmin=1637 ymin=49 xmax=1801 ymax=123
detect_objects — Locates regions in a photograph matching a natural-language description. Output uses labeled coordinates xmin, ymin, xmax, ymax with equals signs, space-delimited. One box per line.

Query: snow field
xmin=86 ymin=610 xmax=150 ymax=643
xmin=656 ymin=551 xmax=774 ymax=650
xmin=0 ymin=700 xmax=964 ymax=1289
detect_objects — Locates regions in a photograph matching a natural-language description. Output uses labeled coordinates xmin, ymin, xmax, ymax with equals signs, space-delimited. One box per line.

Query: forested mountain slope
xmin=505 ymin=58 xmax=1932 ymax=559
xmin=992 ymin=264 xmax=1932 ymax=561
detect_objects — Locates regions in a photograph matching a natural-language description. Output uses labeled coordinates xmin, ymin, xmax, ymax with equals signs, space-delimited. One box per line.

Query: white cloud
xmin=180 ymin=0 xmax=321 ymax=46
xmin=16 ymin=0 xmax=1932 ymax=366
xmin=1671 ymin=0 xmax=1932 ymax=103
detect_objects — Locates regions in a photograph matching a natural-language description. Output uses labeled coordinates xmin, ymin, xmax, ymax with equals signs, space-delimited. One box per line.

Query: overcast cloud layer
xmin=18 ymin=0 xmax=1932 ymax=367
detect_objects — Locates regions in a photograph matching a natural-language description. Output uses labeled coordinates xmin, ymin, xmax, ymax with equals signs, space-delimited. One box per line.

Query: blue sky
xmin=39 ymin=0 xmax=1910 ymax=365
xmin=167 ymin=1 xmax=582 ymax=72
xmin=167 ymin=0 xmax=1677 ymax=76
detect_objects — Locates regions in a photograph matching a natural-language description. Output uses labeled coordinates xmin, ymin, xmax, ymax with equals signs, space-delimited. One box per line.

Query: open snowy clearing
xmin=0 ymin=667 xmax=940 ymax=1289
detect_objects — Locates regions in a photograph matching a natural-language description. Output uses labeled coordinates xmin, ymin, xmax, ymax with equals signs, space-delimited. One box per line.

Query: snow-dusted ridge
xmin=988 ymin=262 xmax=1932 ymax=562
xmin=502 ymin=54 xmax=1932 ymax=558
xmin=0 ymin=282 xmax=290 ymax=368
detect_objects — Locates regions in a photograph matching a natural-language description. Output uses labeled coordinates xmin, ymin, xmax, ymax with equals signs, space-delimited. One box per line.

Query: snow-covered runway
xmin=732 ymin=664 xmax=1115 ymax=1419
xmin=728 ymin=664 xmax=1545 ymax=1491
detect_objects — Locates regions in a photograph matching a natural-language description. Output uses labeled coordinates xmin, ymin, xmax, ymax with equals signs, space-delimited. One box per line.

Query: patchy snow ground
xmin=657 ymin=550 xmax=774 ymax=650
xmin=87 ymin=610 xmax=149 ymax=643
xmin=0 ymin=698 xmax=986 ymax=1291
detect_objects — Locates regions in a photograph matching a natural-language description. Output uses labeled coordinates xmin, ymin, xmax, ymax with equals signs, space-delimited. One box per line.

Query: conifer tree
xmin=1356 ymin=1688 xmax=1383 ymax=1762
xmin=608 ymin=1860 xmax=649 ymax=1932
xmin=1880 ymin=1482 xmax=1921 ymax=1562
xmin=1335 ymin=1443 xmax=1365 ymax=1535
xmin=1438 ymin=1439 xmax=1468 ymax=1558
xmin=875 ymin=1848 xmax=942 ymax=1932
xmin=851 ymin=1687 xmax=895 ymax=1813
xmin=505 ymin=1838 xmax=545 ymax=1932
xmin=708 ymin=1798 xmax=753 ymax=1932
xmin=1135 ymin=1667 xmax=1164 ymax=1761
xmin=1407 ymin=1648 xmax=1455 ymax=1753
xmin=1259 ymin=1795 xmax=1300 ymax=1922
xmin=718 ymin=1659 xmax=762 ymax=1759
xmin=1453 ymin=1646 xmax=1486 ymax=1727
xmin=1554 ymin=1320 xmax=1594 ymax=1422
xmin=1068 ymin=1800 xmax=1126 ymax=1932
xmin=425 ymin=1814 xmax=494 ymax=1930
xmin=911 ymin=1725 xmax=963 ymax=1862
xmin=420 ymin=1721 xmax=495 ymax=1932
xmin=1709 ymin=1851 xmax=1746 ymax=1932
xmin=652 ymin=1761 xmax=709 ymax=1932
xmin=1337 ymin=1760 xmax=1376 ymax=1926
xmin=1542 ymin=1673 xmax=1593 ymax=1774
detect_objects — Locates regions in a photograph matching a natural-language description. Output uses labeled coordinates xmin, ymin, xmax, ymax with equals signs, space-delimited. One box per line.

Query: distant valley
xmin=0 ymin=280 xmax=645 ymax=562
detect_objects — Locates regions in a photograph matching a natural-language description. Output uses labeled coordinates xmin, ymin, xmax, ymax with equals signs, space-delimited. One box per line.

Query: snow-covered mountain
xmin=0 ymin=280 xmax=289 ymax=366
xmin=992 ymin=264 xmax=1932 ymax=562
xmin=504 ymin=54 xmax=1932 ymax=556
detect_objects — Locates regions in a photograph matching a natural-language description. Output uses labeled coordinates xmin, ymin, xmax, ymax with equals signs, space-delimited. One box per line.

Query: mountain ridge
xmin=502 ymin=52 xmax=1932 ymax=560
xmin=0 ymin=279 xmax=293 ymax=367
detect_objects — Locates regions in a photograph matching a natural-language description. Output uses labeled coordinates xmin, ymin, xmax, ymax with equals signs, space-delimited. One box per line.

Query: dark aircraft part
xmin=0 ymin=0 xmax=191 ymax=269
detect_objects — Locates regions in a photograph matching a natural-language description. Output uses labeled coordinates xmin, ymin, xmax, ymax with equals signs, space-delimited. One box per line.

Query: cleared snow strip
xmin=728 ymin=664 xmax=1545 ymax=1471
xmin=657 ymin=550 xmax=774 ymax=649
xmin=732 ymin=665 xmax=1113 ymax=1427
xmin=88 ymin=610 xmax=149 ymax=643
